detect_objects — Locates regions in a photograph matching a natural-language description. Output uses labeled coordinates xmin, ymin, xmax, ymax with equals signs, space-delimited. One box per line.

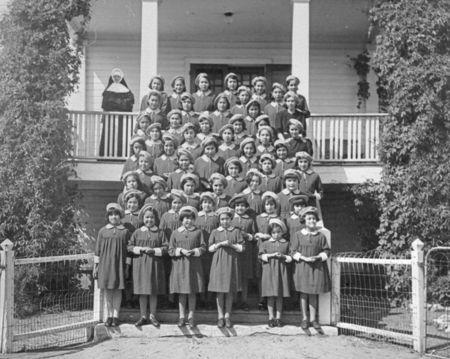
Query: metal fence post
xmin=0 ymin=239 xmax=14 ymax=354
xmin=93 ymin=280 xmax=104 ymax=323
xmin=331 ymin=257 xmax=341 ymax=325
xmin=411 ymin=238 xmax=425 ymax=354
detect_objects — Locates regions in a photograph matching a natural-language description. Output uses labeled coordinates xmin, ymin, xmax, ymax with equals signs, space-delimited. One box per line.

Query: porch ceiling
xmin=88 ymin=0 xmax=370 ymax=43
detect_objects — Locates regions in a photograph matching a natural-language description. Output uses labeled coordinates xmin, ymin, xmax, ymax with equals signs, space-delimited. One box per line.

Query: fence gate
xmin=0 ymin=242 xmax=98 ymax=353
xmin=425 ymin=247 xmax=450 ymax=358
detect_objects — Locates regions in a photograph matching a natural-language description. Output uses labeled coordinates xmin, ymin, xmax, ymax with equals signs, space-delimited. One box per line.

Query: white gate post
xmin=331 ymin=257 xmax=341 ymax=325
xmin=93 ymin=281 xmax=105 ymax=323
xmin=411 ymin=239 xmax=425 ymax=353
xmin=0 ymin=239 xmax=14 ymax=354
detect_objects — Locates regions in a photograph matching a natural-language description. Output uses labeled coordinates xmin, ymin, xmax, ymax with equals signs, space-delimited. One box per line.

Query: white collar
xmin=195 ymin=90 xmax=212 ymax=97
xmin=146 ymin=139 xmax=162 ymax=145
xmin=281 ymin=188 xmax=300 ymax=195
xmin=234 ymin=213 xmax=250 ymax=219
xmin=168 ymin=209 xmax=178 ymax=214
xmin=124 ymin=210 xmax=138 ymax=215
xmin=217 ymin=226 xmax=235 ymax=232
xmin=257 ymin=144 xmax=274 ymax=152
xmin=198 ymin=211 xmax=215 ymax=217
xmin=299 ymin=169 xmax=314 ymax=175
xmin=219 ymin=143 xmax=235 ymax=151
xmin=150 ymin=193 xmax=169 ymax=200
xmin=226 ymin=175 xmax=244 ymax=182
xmin=130 ymin=155 xmax=137 ymax=162
xmin=235 ymin=133 xmax=246 ymax=138
xmin=106 ymin=224 xmax=125 ymax=230
xmin=145 ymin=108 xmax=161 ymax=115
xmin=243 ymin=187 xmax=261 ymax=195
xmin=160 ymin=154 xmax=177 ymax=161
xmin=239 ymin=156 xmax=257 ymax=164
xmin=270 ymin=101 xmax=283 ymax=107
xmin=301 ymin=228 xmax=320 ymax=235
xmin=260 ymin=213 xmax=277 ymax=218
xmin=178 ymin=226 xmax=196 ymax=232
xmin=269 ymin=237 xmax=287 ymax=243
xmin=245 ymin=116 xmax=255 ymax=122
xmin=276 ymin=158 xmax=295 ymax=163
xmin=290 ymin=213 xmax=300 ymax=219
xmin=140 ymin=226 xmax=158 ymax=232
xmin=201 ymin=154 xmax=219 ymax=162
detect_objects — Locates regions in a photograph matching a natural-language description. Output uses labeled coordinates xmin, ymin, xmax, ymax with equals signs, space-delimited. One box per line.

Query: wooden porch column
xmin=291 ymin=0 xmax=310 ymax=101
xmin=140 ymin=0 xmax=159 ymax=100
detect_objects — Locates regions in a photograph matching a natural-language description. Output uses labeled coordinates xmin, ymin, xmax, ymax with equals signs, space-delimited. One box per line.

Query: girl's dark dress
xmin=289 ymin=229 xmax=331 ymax=294
xmin=259 ymin=239 xmax=291 ymax=297
xmin=95 ymin=224 xmax=130 ymax=290
xmin=168 ymin=226 xmax=206 ymax=294
xmin=128 ymin=226 xmax=168 ymax=295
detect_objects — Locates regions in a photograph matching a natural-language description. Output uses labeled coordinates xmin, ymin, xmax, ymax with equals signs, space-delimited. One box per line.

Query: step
xmin=94 ymin=323 xmax=337 ymax=342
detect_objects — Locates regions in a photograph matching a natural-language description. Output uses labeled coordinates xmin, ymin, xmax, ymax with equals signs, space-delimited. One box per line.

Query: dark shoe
xmin=301 ymin=320 xmax=309 ymax=330
xmin=225 ymin=318 xmax=232 ymax=328
xmin=268 ymin=319 xmax=275 ymax=328
xmin=111 ymin=317 xmax=120 ymax=327
xmin=188 ymin=317 xmax=196 ymax=328
xmin=149 ymin=315 xmax=160 ymax=328
xmin=135 ymin=317 xmax=147 ymax=327
xmin=275 ymin=319 xmax=283 ymax=327
xmin=177 ymin=317 xmax=186 ymax=327
xmin=217 ymin=318 xmax=225 ymax=328
xmin=105 ymin=317 xmax=113 ymax=327
xmin=312 ymin=321 xmax=322 ymax=330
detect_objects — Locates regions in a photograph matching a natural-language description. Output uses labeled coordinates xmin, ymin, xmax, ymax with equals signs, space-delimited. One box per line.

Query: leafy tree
xmin=0 ymin=0 xmax=90 ymax=257
xmin=357 ymin=0 xmax=449 ymax=255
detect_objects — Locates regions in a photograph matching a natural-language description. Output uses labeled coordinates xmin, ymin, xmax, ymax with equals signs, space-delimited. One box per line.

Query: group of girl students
xmin=95 ymin=152 xmax=330 ymax=331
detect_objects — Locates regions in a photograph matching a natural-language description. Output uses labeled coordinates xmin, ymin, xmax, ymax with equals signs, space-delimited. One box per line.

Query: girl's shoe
xmin=149 ymin=315 xmax=160 ymax=328
xmin=275 ymin=319 xmax=283 ymax=327
xmin=217 ymin=318 xmax=225 ymax=328
xmin=105 ymin=317 xmax=113 ymax=327
xmin=300 ymin=320 xmax=309 ymax=330
xmin=177 ymin=317 xmax=186 ymax=328
xmin=111 ymin=317 xmax=120 ymax=327
xmin=224 ymin=318 xmax=232 ymax=328
xmin=188 ymin=317 xmax=196 ymax=328
xmin=135 ymin=317 xmax=148 ymax=327
xmin=311 ymin=321 xmax=322 ymax=330
xmin=268 ymin=319 xmax=275 ymax=328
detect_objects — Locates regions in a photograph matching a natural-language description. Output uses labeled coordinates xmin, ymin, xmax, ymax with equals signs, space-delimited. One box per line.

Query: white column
xmin=291 ymin=0 xmax=310 ymax=101
xmin=140 ymin=0 xmax=159 ymax=100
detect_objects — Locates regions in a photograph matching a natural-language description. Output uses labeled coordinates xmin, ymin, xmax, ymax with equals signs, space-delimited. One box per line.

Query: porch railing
xmin=69 ymin=111 xmax=386 ymax=162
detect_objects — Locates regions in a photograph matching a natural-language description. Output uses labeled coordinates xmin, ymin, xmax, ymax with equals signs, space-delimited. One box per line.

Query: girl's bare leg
xmin=309 ymin=294 xmax=318 ymax=323
xmin=224 ymin=293 xmax=233 ymax=318
xmin=112 ymin=289 xmax=122 ymax=318
xmin=216 ymin=293 xmax=225 ymax=319
xmin=267 ymin=297 xmax=275 ymax=320
xmin=178 ymin=294 xmax=187 ymax=319
xmin=300 ymin=292 xmax=309 ymax=322
xmin=139 ymin=295 xmax=149 ymax=319
xmin=276 ymin=296 xmax=283 ymax=319
xmin=188 ymin=293 xmax=196 ymax=320
xmin=104 ymin=289 xmax=114 ymax=318
xmin=149 ymin=294 xmax=157 ymax=317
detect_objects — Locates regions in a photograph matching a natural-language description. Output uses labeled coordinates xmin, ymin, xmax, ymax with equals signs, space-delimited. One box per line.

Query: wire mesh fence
xmin=11 ymin=251 xmax=96 ymax=352
xmin=334 ymin=251 xmax=413 ymax=347
xmin=425 ymin=247 xmax=450 ymax=359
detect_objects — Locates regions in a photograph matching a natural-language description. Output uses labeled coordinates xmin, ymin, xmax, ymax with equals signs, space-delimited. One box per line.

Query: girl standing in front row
xmin=128 ymin=205 xmax=167 ymax=327
xmin=259 ymin=218 xmax=292 ymax=327
xmin=169 ymin=206 xmax=206 ymax=328
xmin=208 ymin=207 xmax=245 ymax=328
xmin=290 ymin=206 xmax=330 ymax=332
xmin=94 ymin=203 xmax=130 ymax=327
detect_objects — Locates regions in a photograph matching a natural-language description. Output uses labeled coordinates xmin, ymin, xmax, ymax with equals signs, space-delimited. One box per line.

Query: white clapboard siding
xmin=84 ymin=38 xmax=368 ymax=113
xmin=0 ymin=0 xmax=9 ymax=18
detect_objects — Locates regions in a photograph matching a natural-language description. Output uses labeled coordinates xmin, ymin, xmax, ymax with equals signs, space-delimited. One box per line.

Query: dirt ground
xmin=5 ymin=334 xmax=421 ymax=359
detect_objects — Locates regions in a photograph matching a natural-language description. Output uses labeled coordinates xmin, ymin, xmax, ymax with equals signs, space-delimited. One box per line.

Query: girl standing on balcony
xmin=121 ymin=136 xmax=146 ymax=178
xmin=251 ymin=76 xmax=268 ymax=109
xmin=169 ymin=206 xmax=206 ymax=328
xmin=264 ymin=83 xmax=286 ymax=129
xmin=169 ymin=76 xmax=186 ymax=111
xmin=128 ymin=205 xmax=168 ymax=328
xmin=290 ymin=206 xmax=330 ymax=332
xmin=231 ymin=86 xmax=251 ymax=116
xmin=223 ymin=72 xmax=239 ymax=108
xmin=210 ymin=94 xmax=232 ymax=133
xmin=208 ymin=207 xmax=245 ymax=328
xmin=140 ymin=75 xmax=171 ymax=116
xmin=285 ymin=74 xmax=310 ymax=120
xmin=192 ymin=73 xmax=215 ymax=112
xmin=100 ymin=68 xmax=135 ymax=158
xmin=94 ymin=203 xmax=130 ymax=327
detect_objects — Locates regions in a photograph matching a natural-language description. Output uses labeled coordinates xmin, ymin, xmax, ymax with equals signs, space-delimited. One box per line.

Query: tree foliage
xmin=0 ymin=0 xmax=90 ymax=257
xmin=364 ymin=0 xmax=450 ymax=254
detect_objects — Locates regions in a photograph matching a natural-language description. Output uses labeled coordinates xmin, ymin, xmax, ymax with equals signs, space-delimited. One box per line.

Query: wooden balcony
xmin=69 ymin=111 xmax=385 ymax=184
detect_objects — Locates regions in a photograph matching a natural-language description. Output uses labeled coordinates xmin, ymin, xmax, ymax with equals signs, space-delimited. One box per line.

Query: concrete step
xmin=95 ymin=323 xmax=337 ymax=342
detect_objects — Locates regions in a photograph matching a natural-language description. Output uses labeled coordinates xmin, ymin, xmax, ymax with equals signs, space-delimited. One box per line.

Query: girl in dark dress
xmin=100 ymin=68 xmax=134 ymax=157
xmin=140 ymin=75 xmax=171 ymax=116
xmin=94 ymin=203 xmax=130 ymax=327
xmin=208 ymin=207 xmax=245 ymax=328
xmin=290 ymin=207 xmax=331 ymax=331
xmin=192 ymin=72 xmax=215 ymax=112
xmin=169 ymin=75 xmax=186 ymax=111
xmin=128 ymin=205 xmax=168 ymax=327
xmin=259 ymin=218 xmax=292 ymax=327
xmin=169 ymin=206 xmax=206 ymax=328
